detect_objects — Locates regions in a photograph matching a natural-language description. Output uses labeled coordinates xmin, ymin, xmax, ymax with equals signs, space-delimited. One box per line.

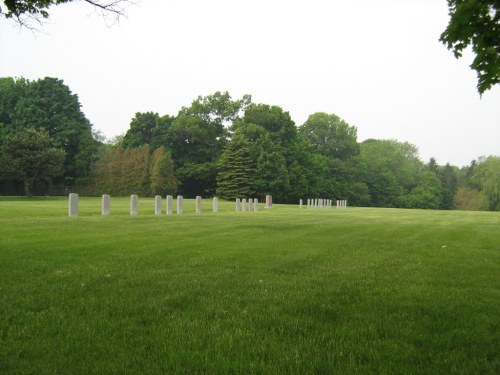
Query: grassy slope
xmin=0 ymin=197 xmax=499 ymax=374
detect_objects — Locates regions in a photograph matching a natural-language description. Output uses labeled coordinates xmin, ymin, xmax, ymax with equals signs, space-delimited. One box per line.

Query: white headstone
xmin=299 ymin=199 xmax=303 ymax=208
xmin=155 ymin=195 xmax=162 ymax=215
xmin=213 ymin=197 xmax=218 ymax=212
xmin=130 ymin=195 xmax=138 ymax=216
xmin=177 ymin=195 xmax=183 ymax=214
xmin=166 ymin=195 xmax=173 ymax=215
xmin=68 ymin=193 xmax=78 ymax=217
xmin=242 ymin=198 xmax=247 ymax=211
xmin=247 ymin=198 xmax=253 ymax=211
xmin=196 ymin=196 xmax=202 ymax=213
xmin=254 ymin=198 xmax=259 ymax=211
xmin=236 ymin=198 xmax=241 ymax=212
xmin=102 ymin=194 xmax=110 ymax=216
xmin=265 ymin=195 xmax=272 ymax=208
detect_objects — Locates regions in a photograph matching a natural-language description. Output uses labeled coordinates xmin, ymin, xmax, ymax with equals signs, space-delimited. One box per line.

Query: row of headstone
xmin=68 ymin=194 xmax=220 ymax=217
xmin=235 ymin=198 xmax=259 ymax=212
xmin=336 ymin=199 xmax=348 ymax=208
xmin=304 ymin=199 xmax=333 ymax=209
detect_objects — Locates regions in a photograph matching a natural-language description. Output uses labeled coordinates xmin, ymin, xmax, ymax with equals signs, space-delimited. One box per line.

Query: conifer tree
xmin=216 ymin=136 xmax=254 ymax=199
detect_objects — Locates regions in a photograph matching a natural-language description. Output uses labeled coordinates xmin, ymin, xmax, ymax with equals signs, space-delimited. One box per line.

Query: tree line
xmin=0 ymin=76 xmax=498 ymax=211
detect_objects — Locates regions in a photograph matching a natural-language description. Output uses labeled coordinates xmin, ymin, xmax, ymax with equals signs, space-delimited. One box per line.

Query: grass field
xmin=0 ymin=196 xmax=499 ymax=374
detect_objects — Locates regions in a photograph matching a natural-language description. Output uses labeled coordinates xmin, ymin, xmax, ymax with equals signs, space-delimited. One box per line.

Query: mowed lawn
xmin=0 ymin=197 xmax=498 ymax=374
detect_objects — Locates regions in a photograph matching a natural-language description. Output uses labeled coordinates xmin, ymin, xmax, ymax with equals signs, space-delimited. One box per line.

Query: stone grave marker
xmin=166 ymin=195 xmax=173 ymax=215
xmin=177 ymin=195 xmax=184 ymax=214
xmin=102 ymin=194 xmax=110 ymax=216
xmin=68 ymin=193 xmax=78 ymax=217
xmin=130 ymin=195 xmax=138 ymax=216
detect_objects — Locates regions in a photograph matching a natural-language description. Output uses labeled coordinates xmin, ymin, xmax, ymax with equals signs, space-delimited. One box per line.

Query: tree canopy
xmin=1 ymin=0 xmax=133 ymax=27
xmin=2 ymin=127 xmax=65 ymax=195
xmin=1 ymin=76 xmax=498 ymax=211
xmin=0 ymin=77 xmax=98 ymax=183
xmin=440 ymin=0 xmax=500 ymax=94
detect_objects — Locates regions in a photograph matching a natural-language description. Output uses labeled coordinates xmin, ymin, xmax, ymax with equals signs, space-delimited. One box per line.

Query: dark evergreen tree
xmin=216 ymin=136 xmax=254 ymax=199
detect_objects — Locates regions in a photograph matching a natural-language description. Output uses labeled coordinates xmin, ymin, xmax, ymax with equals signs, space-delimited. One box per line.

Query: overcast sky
xmin=1 ymin=0 xmax=499 ymax=167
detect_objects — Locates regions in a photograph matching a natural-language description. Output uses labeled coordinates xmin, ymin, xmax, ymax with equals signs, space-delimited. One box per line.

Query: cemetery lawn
xmin=0 ymin=197 xmax=499 ymax=374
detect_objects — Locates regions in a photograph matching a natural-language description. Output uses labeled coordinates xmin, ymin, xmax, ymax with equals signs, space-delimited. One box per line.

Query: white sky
xmin=1 ymin=0 xmax=499 ymax=167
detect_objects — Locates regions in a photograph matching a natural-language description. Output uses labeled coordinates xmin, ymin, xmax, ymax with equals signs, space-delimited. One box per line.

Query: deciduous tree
xmin=1 ymin=77 xmax=98 ymax=183
xmin=472 ymin=155 xmax=500 ymax=210
xmin=168 ymin=92 xmax=250 ymax=196
xmin=122 ymin=112 xmax=174 ymax=150
xmin=359 ymin=139 xmax=423 ymax=207
xmin=300 ymin=112 xmax=359 ymax=160
xmin=2 ymin=127 xmax=65 ymax=195
xmin=1 ymin=0 xmax=134 ymax=28
xmin=440 ymin=0 xmax=499 ymax=94
xmin=150 ymin=146 xmax=177 ymax=196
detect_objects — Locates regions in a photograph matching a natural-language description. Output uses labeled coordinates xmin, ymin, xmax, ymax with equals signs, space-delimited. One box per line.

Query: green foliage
xmin=436 ymin=163 xmax=460 ymax=210
xmin=229 ymin=104 xmax=301 ymax=202
xmin=440 ymin=0 xmax=500 ymax=94
xmin=122 ymin=112 xmax=174 ymax=150
xmin=90 ymin=145 xmax=155 ymax=196
xmin=453 ymin=186 xmax=488 ymax=210
xmin=185 ymin=91 xmax=251 ymax=126
xmin=2 ymin=78 xmax=492 ymax=210
xmin=1 ymin=0 xmax=130 ymax=28
xmin=149 ymin=146 xmax=177 ymax=196
xmin=406 ymin=171 xmax=443 ymax=209
xmin=2 ymin=127 xmax=65 ymax=195
xmin=472 ymin=155 xmax=500 ymax=210
xmin=300 ymin=112 xmax=359 ymax=160
xmin=0 ymin=76 xmax=97 ymax=181
xmin=243 ymin=103 xmax=297 ymax=148
xmin=168 ymin=92 xmax=250 ymax=196
xmin=216 ymin=136 xmax=254 ymax=199
xmin=1 ymin=0 xmax=70 ymax=20
xmin=359 ymin=139 xmax=423 ymax=207
xmin=175 ymin=162 xmax=217 ymax=197
xmin=0 ymin=77 xmax=27 ymax=128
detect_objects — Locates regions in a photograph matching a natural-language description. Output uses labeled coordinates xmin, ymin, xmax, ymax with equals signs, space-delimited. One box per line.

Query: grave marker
xmin=155 ymin=195 xmax=162 ymax=215
xmin=177 ymin=195 xmax=183 ymax=214
xmin=166 ymin=195 xmax=173 ymax=215
xmin=196 ymin=196 xmax=202 ymax=213
xmin=102 ymin=194 xmax=110 ymax=216
xmin=130 ymin=195 xmax=138 ymax=216
xmin=68 ymin=193 xmax=78 ymax=217
xmin=265 ymin=195 xmax=272 ymax=208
